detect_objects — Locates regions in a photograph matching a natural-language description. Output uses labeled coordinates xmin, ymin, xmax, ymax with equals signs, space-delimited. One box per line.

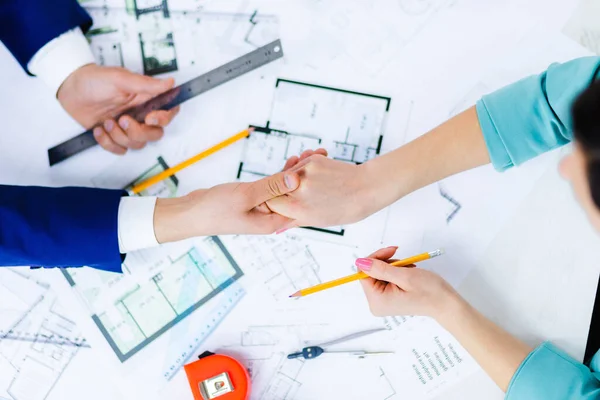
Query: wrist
xmin=57 ymin=63 xmax=95 ymax=101
xmin=435 ymin=291 xmax=473 ymax=331
xmin=356 ymin=160 xmax=402 ymax=217
xmin=153 ymin=195 xmax=197 ymax=243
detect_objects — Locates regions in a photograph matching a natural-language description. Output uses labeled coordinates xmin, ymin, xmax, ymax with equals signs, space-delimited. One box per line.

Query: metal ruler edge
xmin=163 ymin=284 xmax=246 ymax=381
xmin=48 ymin=39 xmax=284 ymax=166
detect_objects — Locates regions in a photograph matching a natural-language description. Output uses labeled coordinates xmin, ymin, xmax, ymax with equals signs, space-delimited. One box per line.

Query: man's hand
xmin=153 ymin=170 xmax=301 ymax=242
xmin=57 ymin=64 xmax=179 ymax=154
xmin=266 ymin=153 xmax=377 ymax=230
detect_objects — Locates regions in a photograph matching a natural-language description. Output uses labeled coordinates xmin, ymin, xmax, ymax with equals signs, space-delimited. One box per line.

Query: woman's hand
xmin=266 ymin=154 xmax=378 ymax=229
xmin=357 ymin=247 xmax=461 ymax=320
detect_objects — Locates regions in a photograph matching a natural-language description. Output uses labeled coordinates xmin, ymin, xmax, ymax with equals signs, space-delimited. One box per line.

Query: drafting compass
xmin=286 ymin=327 xmax=394 ymax=360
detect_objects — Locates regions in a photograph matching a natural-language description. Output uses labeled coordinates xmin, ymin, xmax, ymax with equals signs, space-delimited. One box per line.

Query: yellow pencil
xmin=130 ymin=128 xmax=251 ymax=194
xmin=289 ymin=249 xmax=444 ymax=298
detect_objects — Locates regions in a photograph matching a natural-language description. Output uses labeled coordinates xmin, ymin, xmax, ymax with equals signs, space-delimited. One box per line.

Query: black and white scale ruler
xmin=48 ymin=39 xmax=284 ymax=166
xmin=0 ymin=330 xmax=90 ymax=348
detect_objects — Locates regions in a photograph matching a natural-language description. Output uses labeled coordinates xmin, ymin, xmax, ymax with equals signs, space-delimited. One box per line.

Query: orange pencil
xmin=130 ymin=128 xmax=251 ymax=194
xmin=289 ymin=249 xmax=444 ymax=298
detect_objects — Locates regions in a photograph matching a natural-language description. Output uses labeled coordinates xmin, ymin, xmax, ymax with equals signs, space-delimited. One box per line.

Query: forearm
xmin=438 ymin=296 xmax=531 ymax=392
xmin=361 ymin=107 xmax=490 ymax=211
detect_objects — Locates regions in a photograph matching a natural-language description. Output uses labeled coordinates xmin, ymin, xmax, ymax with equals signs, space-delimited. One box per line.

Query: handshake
xmin=153 ymin=148 xmax=381 ymax=244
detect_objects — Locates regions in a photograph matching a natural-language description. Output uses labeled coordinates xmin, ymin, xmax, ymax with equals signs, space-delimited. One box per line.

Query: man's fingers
xmin=355 ymin=257 xmax=413 ymax=287
xmin=247 ymin=211 xmax=296 ymax=234
xmin=119 ymin=116 xmax=164 ymax=144
xmin=105 ymin=118 xmax=145 ymax=150
xmin=283 ymin=156 xmax=300 ymax=171
xmin=93 ymin=126 xmax=127 ymax=155
xmin=246 ymin=171 xmax=300 ymax=206
xmin=118 ymin=70 xmax=175 ymax=95
xmin=145 ymin=106 xmax=180 ymax=127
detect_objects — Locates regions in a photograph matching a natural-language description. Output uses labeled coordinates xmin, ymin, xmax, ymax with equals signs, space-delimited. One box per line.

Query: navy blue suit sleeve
xmin=0 ymin=0 xmax=92 ymax=70
xmin=0 ymin=185 xmax=125 ymax=272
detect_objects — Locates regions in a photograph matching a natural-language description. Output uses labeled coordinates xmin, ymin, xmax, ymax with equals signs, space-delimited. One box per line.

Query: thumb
xmin=247 ymin=171 xmax=300 ymax=206
xmin=118 ymin=71 xmax=174 ymax=95
xmin=355 ymin=258 xmax=412 ymax=287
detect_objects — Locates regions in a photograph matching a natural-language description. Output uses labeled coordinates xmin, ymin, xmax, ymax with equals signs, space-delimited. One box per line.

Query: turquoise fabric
xmin=475 ymin=56 xmax=600 ymax=399
xmin=476 ymin=56 xmax=600 ymax=171
xmin=506 ymin=343 xmax=600 ymax=400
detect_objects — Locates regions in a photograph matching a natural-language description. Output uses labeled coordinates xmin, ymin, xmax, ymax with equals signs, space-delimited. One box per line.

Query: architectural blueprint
xmin=290 ymin=0 xmax=454 ymax=75
xmin=63 ymin=158 xmax=243 ymax=362
xmin=0 ymin=269 xmax=84 ymax=400
xmin=212 ymin=232 xmax=480 ymax=399
xmin=61 ymin=238 xmax=242 ymax=361
xmin=91 ymin=156 xmax=178 ymax=197
xmin=79 ymin=0 xmax=279 ymax=77
xmin=237 ymin=79 xmax=391 ymax=236
xmin=208 ymin=311 xmax=478 ymax=399
xmin=221 ymin=234 xmax=325 ymax=303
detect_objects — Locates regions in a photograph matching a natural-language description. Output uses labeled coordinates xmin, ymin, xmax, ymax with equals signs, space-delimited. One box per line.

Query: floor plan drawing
xmin=254 ymin=354 xmax=305 ymax=400
xmin=221 ymin=235 xmax=321 ymax=302
xmin=80 ymin=0 xmax=279 ymax=76
xmin=216 ymin=323 xmax=401 ymax=400
xmin=299 ymin=0 xmax=453 ymax=75
xmin=237 ymin=79 xmax=391 ymax=236
xmin=218 ymin=324 xmax=330 ymax=400
xmin=91 ymin=156 xmax=178 ymax=197
xmin=61 ymin=237 xmax=243 ymax=362
xmin=0 ymin=270 xmax=84 ymax=400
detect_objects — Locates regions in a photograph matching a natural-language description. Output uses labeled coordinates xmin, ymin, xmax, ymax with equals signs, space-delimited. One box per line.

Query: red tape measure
xmin=184 ymin=351 xmax=251 ymax=400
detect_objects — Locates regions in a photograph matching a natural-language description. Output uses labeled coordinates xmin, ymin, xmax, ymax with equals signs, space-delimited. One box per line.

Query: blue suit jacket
xmin=0 ymin=2 xmax=126 ymax=272
xmin=0 ymin=0 xmax=92 ymax=70
xmin=0 ymin=185 xmax=125 ymax=272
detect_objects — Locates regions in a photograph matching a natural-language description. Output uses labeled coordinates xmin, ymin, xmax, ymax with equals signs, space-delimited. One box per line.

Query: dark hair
xmin=572 ymin=79 xmax=600 ymax=209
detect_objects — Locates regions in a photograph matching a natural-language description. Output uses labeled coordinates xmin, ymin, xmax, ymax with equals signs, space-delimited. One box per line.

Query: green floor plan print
xmin=61 ymin=237 xmax=242 ymax=361
xmin=64 ymin=157 xmax=242 ymax=362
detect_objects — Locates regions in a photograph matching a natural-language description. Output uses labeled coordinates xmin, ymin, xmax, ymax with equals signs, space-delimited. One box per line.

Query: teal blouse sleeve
xmin=476 ymin=57 xmax=600 ymax=171
xmin=506 ymin=342 xmax=600 ymax=400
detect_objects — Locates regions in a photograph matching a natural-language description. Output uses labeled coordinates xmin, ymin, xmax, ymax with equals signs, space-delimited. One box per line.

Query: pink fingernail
xmin=148 ymin=117 xmax=158 ymax=125
xmin=284 ymin=175 xmax=293 ymax=189
xmin=355 ymin=258 xmax=373 ymax=271
xmin=275 ymin=228 xmax=288 ymax=235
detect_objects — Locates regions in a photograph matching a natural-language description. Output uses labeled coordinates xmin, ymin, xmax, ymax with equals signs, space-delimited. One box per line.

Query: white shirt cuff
xmin=27 ymin=27 xmax=96 ymax=96
xmin=117 ymin=197 xmax=160 ymax=253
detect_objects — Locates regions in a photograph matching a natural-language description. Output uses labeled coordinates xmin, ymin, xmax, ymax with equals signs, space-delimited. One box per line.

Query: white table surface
xmin=1 ymin=1 xmax=599 ymax=399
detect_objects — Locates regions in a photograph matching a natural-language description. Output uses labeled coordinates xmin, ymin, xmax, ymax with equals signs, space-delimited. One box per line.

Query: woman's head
xmin=561 ymin=80 xmax=600 ymax=230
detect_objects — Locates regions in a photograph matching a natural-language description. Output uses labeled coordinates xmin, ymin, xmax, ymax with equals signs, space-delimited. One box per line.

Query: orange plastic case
xmin=184 ymin=352 xmax=250 ymax=400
